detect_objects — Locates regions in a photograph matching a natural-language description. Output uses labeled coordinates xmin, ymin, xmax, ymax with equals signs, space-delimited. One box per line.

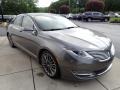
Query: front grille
xmin=88 ymin=50 xmax=110 ymax=60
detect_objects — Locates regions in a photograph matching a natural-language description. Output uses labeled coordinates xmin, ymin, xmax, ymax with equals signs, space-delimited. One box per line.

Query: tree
xmin=59 ymin=5 xmax=70 ymax=14
xmin=49 ymin=0 xmax=70 ymax=13
xmin=85 ymin=0 xmax=105 ymax=12
xmin=39 ymin=7 xmax=48 ymax=13
xmin=105 ymin=0 xmax=120 ymax=11
xmin=2 ymin=0 xmax=39 ymax=15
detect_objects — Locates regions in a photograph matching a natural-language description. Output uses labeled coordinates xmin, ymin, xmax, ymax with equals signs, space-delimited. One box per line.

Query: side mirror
xmin=32 ymin=25 xmax=38 ymax=36
xmin=33 ymin=24 xmax=35 ymax=30
xmin=32 ymin=30 xmax=38 ymax=36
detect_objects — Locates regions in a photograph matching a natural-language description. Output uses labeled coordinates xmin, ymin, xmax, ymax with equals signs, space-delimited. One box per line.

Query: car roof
xmin=17 ymin=13 xmax=59 ymax=18
xmin=84 ymin=11 xmax=101 ymax=13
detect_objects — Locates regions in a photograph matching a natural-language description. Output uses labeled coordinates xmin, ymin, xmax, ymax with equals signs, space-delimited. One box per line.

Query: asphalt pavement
xmin=0 ymin=27 xmax=6 ymax=36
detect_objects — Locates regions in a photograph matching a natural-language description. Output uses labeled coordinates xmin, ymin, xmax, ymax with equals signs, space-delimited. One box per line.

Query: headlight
xmin=111 ymin=44 xmax=115 ymax=55
xmin=66 ymin=49 xmax=93 ymax=58
xmin=73 ymin=51 xmax=94 ymax=58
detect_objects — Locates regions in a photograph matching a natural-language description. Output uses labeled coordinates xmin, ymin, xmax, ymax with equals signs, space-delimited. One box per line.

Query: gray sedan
xmin=7 ymin=13 xmax=115 ymax=80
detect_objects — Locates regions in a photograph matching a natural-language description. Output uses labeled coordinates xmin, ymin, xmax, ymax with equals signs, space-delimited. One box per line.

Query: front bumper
xmin=60 ymin=50 xmax=114 ymax=81
xmin=72 ymin=63 xmax=112 ymax=80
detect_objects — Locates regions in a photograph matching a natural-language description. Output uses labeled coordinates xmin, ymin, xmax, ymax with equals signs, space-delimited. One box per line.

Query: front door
xmin=18 ymin=16 xmax=39 ymax=57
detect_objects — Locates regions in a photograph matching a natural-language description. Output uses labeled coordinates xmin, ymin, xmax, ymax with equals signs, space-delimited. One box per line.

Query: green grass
xmin=110 ymin=17 xmax=120 ymax=23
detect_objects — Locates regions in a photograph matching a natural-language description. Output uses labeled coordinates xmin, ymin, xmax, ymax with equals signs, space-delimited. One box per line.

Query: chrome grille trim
xmin=88 ymin=50 xmax=111 ymax=62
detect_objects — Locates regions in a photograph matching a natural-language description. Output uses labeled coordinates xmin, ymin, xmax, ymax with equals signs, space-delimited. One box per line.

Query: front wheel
xmin=40 ymin=50 xmax=60 ymax=78
xmin=87 ymin=18 xmax=92 ymax=22
xmin=104 ymin=18 xmax=109 ymax=22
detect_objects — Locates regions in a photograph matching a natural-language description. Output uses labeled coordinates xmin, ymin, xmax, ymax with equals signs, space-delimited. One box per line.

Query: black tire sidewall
xmin=88 ymin=18 xmax=92 ymax=22
xmin=104 ymin=18 xmax=108 ymax=22
xmin=7 ymin=34 xmax=15 ymax=48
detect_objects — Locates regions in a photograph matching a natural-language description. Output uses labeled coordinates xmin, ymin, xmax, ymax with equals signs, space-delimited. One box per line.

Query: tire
xmin=40 ymin=50 xmax=60 ymax=79
xmin=104 ymin=18 xmax=109 ymax=22
xmin=82 ymin=18 xmax=87 ymax=22
xmin=7 ymin=33 xmax=16 ymax=48
xmin=88 ymin=18 xmax=92 ymax=22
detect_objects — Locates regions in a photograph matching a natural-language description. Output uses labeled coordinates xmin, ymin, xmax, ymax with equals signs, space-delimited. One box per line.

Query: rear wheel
xmin=40 ymin=50 xmax=60 ymax=78
xmin=7 ymin=33 xmax=16 ymax=48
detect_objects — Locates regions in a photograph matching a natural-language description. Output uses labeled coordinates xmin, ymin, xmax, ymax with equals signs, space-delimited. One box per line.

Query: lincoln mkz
xmin=7 ymin=13 xmax=115 ymax=80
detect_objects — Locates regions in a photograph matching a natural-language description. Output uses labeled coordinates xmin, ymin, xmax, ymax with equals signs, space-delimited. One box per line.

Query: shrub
xmin=72 ymin=8 xmax=79 ymax=14
xmin=85 ymin=0 xmax=105 ymax=12
xmin=110 ymin=17 xmax=120 ymax=23
xmin=80 ymin=8 xmax=85 ymax=13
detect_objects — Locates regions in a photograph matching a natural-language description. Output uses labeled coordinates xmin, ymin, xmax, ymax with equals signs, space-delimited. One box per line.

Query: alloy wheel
xmin=41 ymin=51 xmax=58 ymax=77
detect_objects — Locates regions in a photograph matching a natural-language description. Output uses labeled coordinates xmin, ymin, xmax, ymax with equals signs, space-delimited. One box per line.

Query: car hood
xmin=43 ymin=28 xmax=111 ymax=51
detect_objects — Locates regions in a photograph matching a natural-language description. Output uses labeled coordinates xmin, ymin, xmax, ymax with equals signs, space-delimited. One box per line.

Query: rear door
xmin=10 ymin=15 xmax=24 ymax=45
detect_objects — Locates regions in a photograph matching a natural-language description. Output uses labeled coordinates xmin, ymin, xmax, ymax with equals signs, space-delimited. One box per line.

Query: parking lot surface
xmin=0 ymin=36 xmax=120 ymax=90
xmin=0 ymin=27 xmax=6 ymax=36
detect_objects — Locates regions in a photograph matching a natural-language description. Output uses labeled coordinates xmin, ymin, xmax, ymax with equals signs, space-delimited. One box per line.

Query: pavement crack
xmin=0 ymin=69 xmax=31 ymax=77
xmin=30 ymin=56 xmax=36 ymax=90
xmin=96 ymin=79 xmax=109 ymax=90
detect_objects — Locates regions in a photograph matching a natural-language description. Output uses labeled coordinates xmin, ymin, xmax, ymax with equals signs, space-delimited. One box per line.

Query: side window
xmin=93 ymin=13 xmax=100 ymax=16
xmin=22 ymin=16 xmax=34 ymax=30
xmin=99 ymin=13 xmax=103 ymax=16
xmin=14 ymin=15 xmax=23 ymax=26
xmin=85 ymin=13 xmax=92 ymax=16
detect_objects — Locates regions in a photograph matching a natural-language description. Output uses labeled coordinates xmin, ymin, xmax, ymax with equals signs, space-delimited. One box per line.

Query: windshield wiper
xmin=43 ymin=26 xmax=78 ymax=31
xmin=43 ymin=28 xmax=65 ymax=31
xmin=65 ymin=26 xmax=78 ymax=29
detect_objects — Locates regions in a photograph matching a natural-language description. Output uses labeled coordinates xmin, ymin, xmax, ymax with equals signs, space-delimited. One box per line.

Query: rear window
xmin=14 ymin=15 xmax=23 ymax=26
xmin=93 ymin=12 xmax=102 ymax=15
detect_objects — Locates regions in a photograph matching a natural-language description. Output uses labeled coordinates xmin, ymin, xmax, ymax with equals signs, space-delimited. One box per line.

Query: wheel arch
xmin=38 ymin=48 xmax=58 ymax=64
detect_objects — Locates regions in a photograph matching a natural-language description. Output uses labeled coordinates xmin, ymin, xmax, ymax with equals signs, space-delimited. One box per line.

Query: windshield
xmin=35 ymin=15 xmax=77 ymax=31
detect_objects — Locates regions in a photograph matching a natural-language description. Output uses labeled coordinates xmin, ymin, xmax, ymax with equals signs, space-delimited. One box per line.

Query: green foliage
xmin=49 ymin=0 xmax=88 ymax=13
xmin=2 ymin=0 xmax=120 ymax=15
xmin=49 ymin=0 xmax=120 ymax=13
xmin=49 ymin=0 xmax=69 ymax=13
xmin=72 ymin=8 xmax=79 ymax=13
xmin=80 ymin=8 xmax=85 ymax=13
xmin=2 ymin=0 xmax=39 ymax=15
xmin=105 ymin=0 xmax=120 ymax=11
xmin=39 ymin=7 xmax=49 ymax=13
xmin=110 ymin=17 xmax=120 ymax=23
